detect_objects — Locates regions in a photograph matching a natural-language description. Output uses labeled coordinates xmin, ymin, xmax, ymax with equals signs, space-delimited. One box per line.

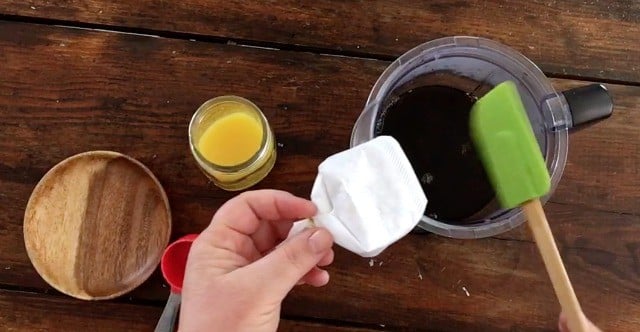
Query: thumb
xmin=244 ymin=228 xmax=333 ymax=299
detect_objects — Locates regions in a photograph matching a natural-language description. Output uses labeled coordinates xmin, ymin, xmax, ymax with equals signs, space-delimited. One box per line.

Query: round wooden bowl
xmin=24 ymin=151 xmax=171 ymax=300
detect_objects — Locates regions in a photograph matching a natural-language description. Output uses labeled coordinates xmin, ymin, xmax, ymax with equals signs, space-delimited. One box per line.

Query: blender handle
xmin=562 ymin=84 xmax=613 ymax=128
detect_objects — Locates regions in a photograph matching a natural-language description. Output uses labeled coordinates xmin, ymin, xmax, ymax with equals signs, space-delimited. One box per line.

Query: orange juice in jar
xmin=189 ymin=96 xmax=276 ymax=191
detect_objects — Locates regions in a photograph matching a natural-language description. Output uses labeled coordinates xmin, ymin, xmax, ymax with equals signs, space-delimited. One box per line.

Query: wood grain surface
xmin=0 ymin=0 xmax=639 ymax=82
xmin=23 ymin=151 xmax=171 ymax=300
xmin=0 ymin=19 xmax=638 ymax=332
xmin=0 ymin=289 xmax=374 ymax=332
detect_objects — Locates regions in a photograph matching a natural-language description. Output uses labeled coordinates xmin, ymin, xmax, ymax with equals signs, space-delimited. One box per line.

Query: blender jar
xmin=351 ymin=36 xmax=612 ymax=239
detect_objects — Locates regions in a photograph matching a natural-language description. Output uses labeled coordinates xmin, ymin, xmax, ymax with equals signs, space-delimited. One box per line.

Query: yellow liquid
xmin=197 ymin=112 xmax=263 ymax=167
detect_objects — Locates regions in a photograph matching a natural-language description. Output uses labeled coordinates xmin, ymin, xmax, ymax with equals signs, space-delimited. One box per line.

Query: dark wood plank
xmin=281 ymin=320 xmax=378 ymax=332
xmin=550 ymin=80 xmax=640 ymax=216
xmin=496 ymin=202 xmax=640 ymax=260
xmin=1 ymin=1 xmax=639 ymax=82
xmin=1 ymin=22 xmax=639 ymax=331
xmin=0 ymin=289 xmax=369 ymax=332
xmin=286 ymin=241 xmax=639 ymax=332
xmin=0 ymin=290 xmax=159 ymax=331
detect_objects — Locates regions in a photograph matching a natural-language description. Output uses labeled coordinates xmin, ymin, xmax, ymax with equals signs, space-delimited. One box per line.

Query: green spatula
xmin=470 ymin=81 xmax=588 ymax=332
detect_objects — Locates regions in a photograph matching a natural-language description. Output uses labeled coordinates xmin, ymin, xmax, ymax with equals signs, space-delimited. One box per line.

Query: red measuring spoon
xmin=154 ymin=234 xmax=197 ymax=332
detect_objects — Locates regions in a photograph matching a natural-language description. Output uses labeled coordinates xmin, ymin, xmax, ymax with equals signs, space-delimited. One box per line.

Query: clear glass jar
xmin=189 ymin=96 xmax=276 ymax=191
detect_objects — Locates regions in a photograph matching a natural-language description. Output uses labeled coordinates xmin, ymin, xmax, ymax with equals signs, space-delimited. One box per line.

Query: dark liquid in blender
xmin=375 ymin=85 xmax=496 ymax=223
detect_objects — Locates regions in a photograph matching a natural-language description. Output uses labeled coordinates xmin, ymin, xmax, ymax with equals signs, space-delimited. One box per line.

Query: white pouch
xmin=289 ymin=136 xmax=427 ymax=257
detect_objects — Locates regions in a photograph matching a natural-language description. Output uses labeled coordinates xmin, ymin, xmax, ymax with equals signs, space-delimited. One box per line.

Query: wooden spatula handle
xmin=522 ymin=199 xmax=588 ymax=332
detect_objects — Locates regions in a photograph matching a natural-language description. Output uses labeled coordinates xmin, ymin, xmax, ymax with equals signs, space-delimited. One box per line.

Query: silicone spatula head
xmin=470 ymin=81 xmax=551 ymax=209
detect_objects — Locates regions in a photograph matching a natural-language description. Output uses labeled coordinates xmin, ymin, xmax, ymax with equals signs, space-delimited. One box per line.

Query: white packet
xmin=289 ymin=136 xmax=427 ymax=257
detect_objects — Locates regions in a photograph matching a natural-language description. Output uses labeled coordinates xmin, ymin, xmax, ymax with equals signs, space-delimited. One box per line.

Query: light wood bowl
xmin=24 ymin=151 xmax=171 ymax=300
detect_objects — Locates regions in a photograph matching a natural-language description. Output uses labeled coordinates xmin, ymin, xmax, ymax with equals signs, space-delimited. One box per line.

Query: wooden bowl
xmin=24 ymin=151 xmax=171 ymax=300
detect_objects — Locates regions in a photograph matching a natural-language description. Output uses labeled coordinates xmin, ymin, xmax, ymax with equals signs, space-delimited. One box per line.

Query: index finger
xmin=213 ymin=189 xmax=317 ymax=236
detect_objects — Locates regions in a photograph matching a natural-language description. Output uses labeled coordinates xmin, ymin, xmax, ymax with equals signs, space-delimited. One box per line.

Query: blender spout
xmin=350 ymin=102 xmax=380 ymax=147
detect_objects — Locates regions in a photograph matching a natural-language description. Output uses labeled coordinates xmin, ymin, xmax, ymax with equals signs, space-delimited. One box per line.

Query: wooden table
xmin=1 ymin=1 xmax=639 ymax=331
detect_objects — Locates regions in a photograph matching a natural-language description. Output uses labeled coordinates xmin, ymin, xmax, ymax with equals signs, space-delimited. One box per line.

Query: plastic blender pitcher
xmin=351 ymin=36 xmax=612 ymax=239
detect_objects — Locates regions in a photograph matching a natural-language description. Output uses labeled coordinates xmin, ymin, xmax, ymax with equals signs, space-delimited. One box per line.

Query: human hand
xmin=179 ymin=190 xmax=334 ymax=332
xmin=559 ymin=313 xmax=602 ymax=332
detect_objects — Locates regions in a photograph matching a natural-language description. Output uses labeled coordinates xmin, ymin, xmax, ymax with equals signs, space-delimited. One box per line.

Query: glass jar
xmin=189 ymin=96 xmax=276 ymax=191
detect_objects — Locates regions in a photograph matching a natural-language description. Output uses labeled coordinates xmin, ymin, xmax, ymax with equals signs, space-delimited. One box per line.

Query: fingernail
xmin=308 ymin=229 xmax=332 ymax=254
